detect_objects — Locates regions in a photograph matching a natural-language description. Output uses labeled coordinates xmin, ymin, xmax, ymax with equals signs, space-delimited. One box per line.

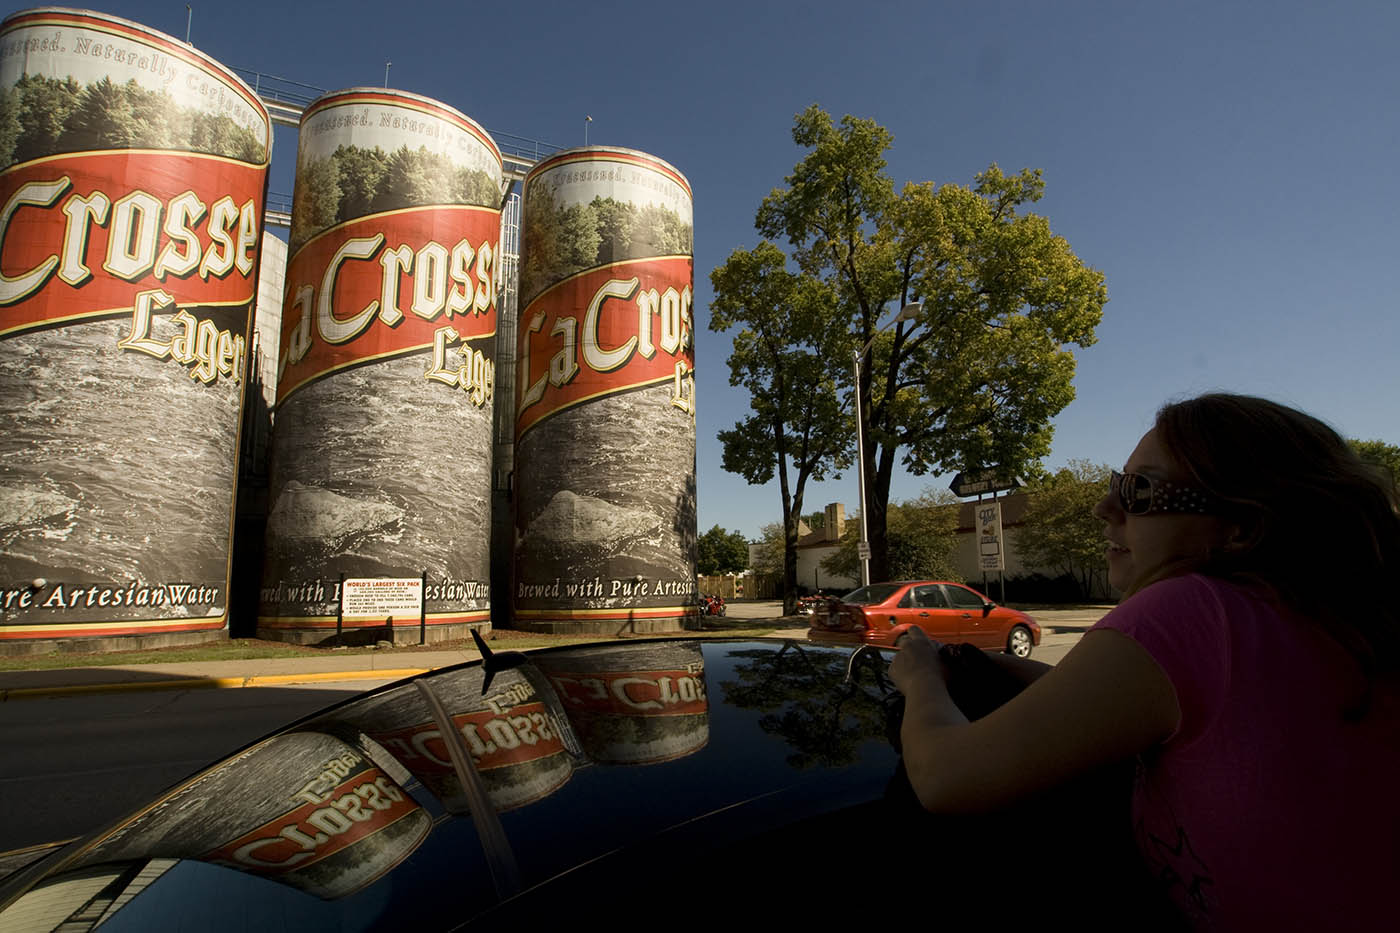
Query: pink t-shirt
xmin=1091 ymin=574 xmax=1400 ymax=930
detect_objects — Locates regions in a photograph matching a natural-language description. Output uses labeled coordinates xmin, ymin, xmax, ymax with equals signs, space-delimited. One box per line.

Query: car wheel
xmin=894 ymin=632 xmax=909 ymax=649
xmin=1006 ymin=625 xmax=1033 ymax=658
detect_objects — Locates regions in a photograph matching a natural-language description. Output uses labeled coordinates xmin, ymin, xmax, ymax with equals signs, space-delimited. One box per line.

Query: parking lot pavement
xmin=1023 ymin=607 xmax=1113 ymax=632
xmin=721 ymin=599 xmax=787 ymax=621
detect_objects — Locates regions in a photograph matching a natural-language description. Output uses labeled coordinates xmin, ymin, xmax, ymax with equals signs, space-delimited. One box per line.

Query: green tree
xmin=186 ymin=111 xmax=264 ymax=162
xmin=124 ymin=81 xmax=177 ymax=151
xmin=372 ymin=146 xmax=460 ymax=214
xmin=1349 ymin=439 xmax=1400 ymax=486
xmin=519 ymin=181 xmax=603 ymax=304
xmin=821 ymin=489 xmax=961 ymax=582
xmin=591 ymin=195 xmax=635 ymax=262
xmin=750 ymin=522 xmax=785 ymax=575
xmin=13 ymin=74 xmax=80 ymax=163
xmin=454 ymin=167 xmax=499 ymax=207
xmin=752 ymin=106 xmax=1106 ymax=582
xmin=1014 ymin=461 xmax=1111 ymax=599
xmin=633 ymin=202 xmax=691 ymax=256
xmin=710 ymin=241 xmax=851 ymax=613
xmin=332 ymin=144 xmax=388 ymax=222
xmin=290 ymin=154 xmax=341 ymax=251
xmin=697 ymin=525 xmax=750 ymax=575
xmin=57 ymin=77 xmax=136 ymax=152
xmin=0 ymin=87 xmax=20 ymax=166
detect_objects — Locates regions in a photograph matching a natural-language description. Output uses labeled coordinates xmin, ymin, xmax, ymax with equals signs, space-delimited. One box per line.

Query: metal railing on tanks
xmin=232 ymin=65 xmax=563 ymax=169
xmin=232 ymin=67 xmax=325 ymax=118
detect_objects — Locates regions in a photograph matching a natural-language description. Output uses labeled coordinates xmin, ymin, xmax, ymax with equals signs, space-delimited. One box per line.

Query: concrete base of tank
xmin=256 ymin=621 xmax=491 ymax=647
xmin=0 ymin=628 xmax=227 ymax=658
xmin=508 ymin=615 xmax=699 ymax=636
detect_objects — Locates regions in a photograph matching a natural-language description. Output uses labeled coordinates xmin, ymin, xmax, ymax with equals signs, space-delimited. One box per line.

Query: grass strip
xmin=0 ymin=622 xmax=800 ymax=672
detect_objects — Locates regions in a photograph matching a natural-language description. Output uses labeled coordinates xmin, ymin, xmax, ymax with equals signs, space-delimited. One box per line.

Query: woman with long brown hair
xmin=891 ymin=393 xmax=1400 ymax=928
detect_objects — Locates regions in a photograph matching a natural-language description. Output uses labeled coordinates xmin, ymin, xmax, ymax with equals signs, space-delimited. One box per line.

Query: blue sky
xmin=77 ymin=0 xmax=1400 ymax=539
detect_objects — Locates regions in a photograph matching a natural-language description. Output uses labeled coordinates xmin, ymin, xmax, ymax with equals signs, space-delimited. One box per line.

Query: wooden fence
xmin=697 ymin=573 xmax=780 ymax=600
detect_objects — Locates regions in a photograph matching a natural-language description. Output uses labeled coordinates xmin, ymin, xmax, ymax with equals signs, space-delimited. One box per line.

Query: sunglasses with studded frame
xmin=1109 ymin=470 xmax=1219 ymax=516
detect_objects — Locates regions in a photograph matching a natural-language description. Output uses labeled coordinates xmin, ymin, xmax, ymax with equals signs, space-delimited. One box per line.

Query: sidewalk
xmin=0 ymin=646 xmax=484 ymax=701
xmin=0 ymin=601 xmax=806 ymax=701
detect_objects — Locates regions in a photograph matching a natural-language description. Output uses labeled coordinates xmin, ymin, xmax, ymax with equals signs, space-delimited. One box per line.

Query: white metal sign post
xmin=977 ymin=500 xmax=1006 ymax=602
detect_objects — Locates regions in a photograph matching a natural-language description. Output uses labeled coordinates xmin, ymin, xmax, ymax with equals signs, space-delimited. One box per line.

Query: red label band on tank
xmin=278 ymin=204 xmax=501 ymax=406
xmin=201 ymin=766 xmax=421 ymax=877
xmin=370 ymin=700 xmax=567 ymax=775
xmin=548 ymin=668 xmax=709 ymax=717
xmin=515 ymin=255 xmax=695 ymax=437
xmin=0 ymin=152 xmax=264 ymax=339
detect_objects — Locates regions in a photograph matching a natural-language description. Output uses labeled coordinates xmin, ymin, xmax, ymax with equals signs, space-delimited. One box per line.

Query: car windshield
xmin=842 ymin=583 xmax=902 ymax=605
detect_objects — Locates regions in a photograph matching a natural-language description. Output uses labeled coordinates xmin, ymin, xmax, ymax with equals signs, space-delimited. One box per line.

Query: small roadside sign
xmin=857 ymin=542 xmax=871 ymax=560
xmin=977 ymin=502 xmax=1005 ymax=571
xmin=949 ymin=469 xmax=1024 ymax=498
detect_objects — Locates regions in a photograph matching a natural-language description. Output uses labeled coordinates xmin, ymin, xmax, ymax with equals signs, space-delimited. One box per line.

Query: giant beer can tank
xmin=513 ymin=147 xmax=697 ymax=632
xmin=0 ymin=7 xmax=271 ymax=650
xmin=257 ymin=89 xmax=503 ymax=645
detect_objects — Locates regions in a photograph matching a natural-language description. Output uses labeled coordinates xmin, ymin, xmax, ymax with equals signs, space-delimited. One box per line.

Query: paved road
xmin=0 ymin=681 xmax=378 ymax=853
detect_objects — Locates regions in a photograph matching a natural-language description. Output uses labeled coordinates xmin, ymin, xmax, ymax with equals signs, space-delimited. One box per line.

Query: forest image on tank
xmin=519 ymin=179 xmax=693 ymax=305
xmin=0 ymin=74 xmax=267 ymax=166
xmin=290 ymin=144 xmax=500 ymax=251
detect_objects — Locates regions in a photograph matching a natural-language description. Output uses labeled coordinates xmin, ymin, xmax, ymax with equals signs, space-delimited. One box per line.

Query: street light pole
xmin=854 ymin=302 xmax=923 ymax=588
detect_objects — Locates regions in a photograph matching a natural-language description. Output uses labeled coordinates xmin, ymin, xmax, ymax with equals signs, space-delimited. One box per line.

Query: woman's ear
xmin=1221 ymin=516 xmax=1262 ymax=554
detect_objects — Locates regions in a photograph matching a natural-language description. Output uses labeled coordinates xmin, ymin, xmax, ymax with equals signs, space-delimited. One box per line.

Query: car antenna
xmin=472 ymin=627 xmax=528 ymax=695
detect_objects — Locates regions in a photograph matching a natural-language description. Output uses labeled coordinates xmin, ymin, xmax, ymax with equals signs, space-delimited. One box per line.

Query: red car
xmin=808 ymin=580 xmax=1041 ymax=657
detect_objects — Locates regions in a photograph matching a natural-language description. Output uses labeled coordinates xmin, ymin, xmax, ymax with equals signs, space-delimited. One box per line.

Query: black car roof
xmin=0 ymin=638 xmax=902 ymax=929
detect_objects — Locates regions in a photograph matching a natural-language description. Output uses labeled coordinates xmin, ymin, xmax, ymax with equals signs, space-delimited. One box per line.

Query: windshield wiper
xmin=413 ymin=680 xmax=522 ymax=899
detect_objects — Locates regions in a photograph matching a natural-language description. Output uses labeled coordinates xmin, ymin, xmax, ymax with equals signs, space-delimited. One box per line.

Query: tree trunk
xmin=782 ymin=519 xmax=801 ymax=615
xmin=864 ymin=441 xmax=897 ymax=583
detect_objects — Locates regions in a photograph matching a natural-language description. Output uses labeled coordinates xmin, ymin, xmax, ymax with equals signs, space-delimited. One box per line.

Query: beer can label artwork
xmin=78 ymin=731 xmax=431 ymax=900
xmin=514 ymin=147 xmax=697 ymax=629
xmin=0 ymin=8 xmax=270 ymax=639
xmin=199 ymin=762 xmax=424 ymax=897
xmin=316 ymin=666 xmax=576 ymax=813
xmin=259 ymin=89 xmax=502 ymax=638
xmin=536 ymin=642 xmax=709 ymax=764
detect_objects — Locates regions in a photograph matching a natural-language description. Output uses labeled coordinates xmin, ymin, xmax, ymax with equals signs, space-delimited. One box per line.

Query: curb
xmin=0 ymin=628 xmax=812 ymax=702
xmin=0 ymin=667 xmax=436 ymax=702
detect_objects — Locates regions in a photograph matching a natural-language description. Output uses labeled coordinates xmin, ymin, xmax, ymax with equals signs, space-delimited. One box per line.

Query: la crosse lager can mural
xmin=259 ymin=89 xmax=502 ymax=644
xmin=514 ymin=147 xmax=696 ymax=632
xmin=76 ymin=731 xmax=431 ymax=900
xmin=0 ymin=8 xmax=271 ymax=647
xmin=535 ymin=642 xmax=709 ymax=764
xmin=313 ymin=666 xmax=578 ymax=813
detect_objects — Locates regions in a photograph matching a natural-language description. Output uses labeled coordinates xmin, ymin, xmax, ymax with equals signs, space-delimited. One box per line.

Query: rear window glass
xmin=843 ymin=584 xmax=901 ymax=605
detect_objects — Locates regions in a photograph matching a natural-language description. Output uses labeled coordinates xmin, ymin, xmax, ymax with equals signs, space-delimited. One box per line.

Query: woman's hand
xmin=888 ymin=629 xmax=1180 ymax=813
xmin=887 ymin=626 xmax=947 ymax=702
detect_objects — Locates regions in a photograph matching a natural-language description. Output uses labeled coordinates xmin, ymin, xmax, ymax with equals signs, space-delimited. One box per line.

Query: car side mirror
xmin=982 ymin=602 xmax=993 ymax=618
